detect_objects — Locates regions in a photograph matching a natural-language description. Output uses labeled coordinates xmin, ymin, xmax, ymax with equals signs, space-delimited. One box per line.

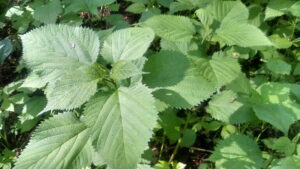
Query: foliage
xmin=0 ymin=0 xmax=300 ymax=169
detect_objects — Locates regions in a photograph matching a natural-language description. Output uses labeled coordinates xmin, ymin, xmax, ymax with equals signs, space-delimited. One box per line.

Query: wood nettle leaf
xmin=196 ymin=1 xmax=273 ymax=47
xmin=265 ymin=0 xmax=295 ymax=20
xmin=196 ymin=0 xmax=249 ymax=24
xmin=21 ymin=25 xmax=104 ymax=111
xmin=33 ymin=0 xmax=62 ymax=24
xmin=207 ymin=90 xmax=256 ymax=124
xmin=215 ymin=21 xmax=273 ymax=47
xmin=143 ymin=52 xmax=216 ymax=109
xmin=82 ymin=84 xmax=158 ymax=169
xmin=43 ymin=65 xmax=102 ymax=111
xmin=209 ymin=135 xmax=263 ymax=169
xmin=65 ymin=0 xmax=116 ymax=15
xmin=194 ymin=54 xmax=241 ymax=88
xmin=110 ymin=60 xmax=142 ymax=81
xmin=100 ymin=27 xmax=154 ymax=64
xmin=21 ymin=24 xmax=100 ymax=85
xmin=142 ymin=15 xmax=196 ymax=42
xmin=14 ymin=112 xmax=93 ymax=169
xmin=253 ymin=83 xmax=300 ymax=134
xmin=143 ymin=50 xmax=190 ymax=88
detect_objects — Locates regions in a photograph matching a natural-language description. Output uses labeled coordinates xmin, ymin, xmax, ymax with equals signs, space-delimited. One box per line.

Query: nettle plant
xmin=14 ymin=1 xmax=300 ymax=169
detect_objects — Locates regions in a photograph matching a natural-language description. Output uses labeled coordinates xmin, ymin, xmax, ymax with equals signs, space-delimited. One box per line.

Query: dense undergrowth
xmin=1 ymin=0 xmax=300 ymax=169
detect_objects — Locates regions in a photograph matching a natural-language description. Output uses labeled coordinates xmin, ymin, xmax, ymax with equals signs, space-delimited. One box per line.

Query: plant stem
xmin=168 ymin=138 xmax=182 ymax=164
xmin=190 ymin=147 xmax=212 ymax=153
xmin=256 ymin=123 xmax=266 ymax=142
xmin=159 ymin=135 xmax=165 ymax=160
xmin=168 ymin=112 xmax=191 ymax=164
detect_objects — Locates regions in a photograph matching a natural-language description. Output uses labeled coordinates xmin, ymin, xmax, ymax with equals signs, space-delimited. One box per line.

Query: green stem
xmin=256 ymin=123 xmax=266 ymax=142
xmin=159 ymin=135 xmax=166 ymax=160
xmin=168 ymin=138 xmax=182 ymax=164
xmin=168 ymin=112 xmax=191 ymax=164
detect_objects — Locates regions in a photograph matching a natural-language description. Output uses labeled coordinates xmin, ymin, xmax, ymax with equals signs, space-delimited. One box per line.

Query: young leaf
xmin=43 ymin=65 xmax=101 ymax=111
xmin=209 ymin=135 xmax=263 ymax=169
xmin=101 ymin=27 xmax=154 ymax=63
xmin=14 ymin=112 xmax=92 ymax=169
xmin=82 ymin=84 xmax=158 ymax=169
xmin=21 ymin=24 xmax=100 ymax=84
xmin=159 ymin=110 xmax=184 ymax=142
xmin=142 ymin=15 xmax=196 ymax=42
xmin=111 ymin=60 xmax=142 ymax=81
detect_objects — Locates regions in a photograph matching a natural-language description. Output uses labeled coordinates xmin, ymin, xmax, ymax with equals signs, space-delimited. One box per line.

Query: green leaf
xmin=130 ymin=57 xmax=148 ymax=85
xmin=44 ymin=65 xmax=101 ymax=111
xmin=253 ymin=104 xmax=299 ymax=134
xmin=209 ymin=135 xmax=263 ymax=169
xmin=111 ymin=60 xmax=142 ymax=81
xmin=263 ymin=137 xmax=296 ymax=156
xmin=157 ymin=0 xmax=173 ymax=8
xmin=271 ymin=156 xmax=300 ymax=169
xmin=194 ymin=55 xmax=241 ymax=88
xmin=180 ymin=129 xmax=196 ymax=147
xmin=139 ymin=8 xmax=161 ymax=22
xmin=154 ymin=161 xmax=171 ymax=169
xmin=170 ymin=0 xmax=198 ymax=13
xmin=226 ymin=74 xmax=251 ymax=94
xmin=143 ymin=50 xmax=190 ymax=88
xmin=293 ymin=63 xmax=300 ymax=75
xmin=126 ymin=3 xmax=145 ymax=14
xmin=207 ymin=90 xmax=256 ymax=124
xmin=21 ymin=24 xmax=100 ymax=85
xmin=142 ymin=15 xmax=196 ymax=42
xmin=101 ymin=27 xmax=154 ymax=63
xmin=266 ymin=58 xmax=291 ymax=75
xmin=21 ymin=72 xmax=47 ymax=89
xmin=216 ymin=21 xmax=273 ymax=47
xmin=197 ymin=1 xmax=248 ymax=23
xmin=289 ymin=2 xmax=300 ymax=17
xmin=159 ymin=110 xmax=184 ymax=142
xmin=265 ymin=0 xmax=294 ymax=20
xmin=65 ymin=0 xmax=116 ymax=15
xmin=253 ymin=83 xmax=300 ymax=134
xmin=22 ymin=96 xmax=47 ymax=117
xmin=198 ymin=1 xmax=273 ymax=47
xmin=82 ymin=84 xmax=158 ymax=169
xmin=269 ymin=34 xmax=292 ymax=49
xmin=33 ymin=0 xmax=62 ymax=24
xmin=14 ymin=112 xmax=92 ymax=169
xmin=143 ymin=52 xmax=216 ymax=109
xmin=127 ymin=0 xmax=149 ymax=4
xmin=160 ymin=39 xmax=198 ymax=55
xmin=138 ymin=164 xmax=153 ymax=169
